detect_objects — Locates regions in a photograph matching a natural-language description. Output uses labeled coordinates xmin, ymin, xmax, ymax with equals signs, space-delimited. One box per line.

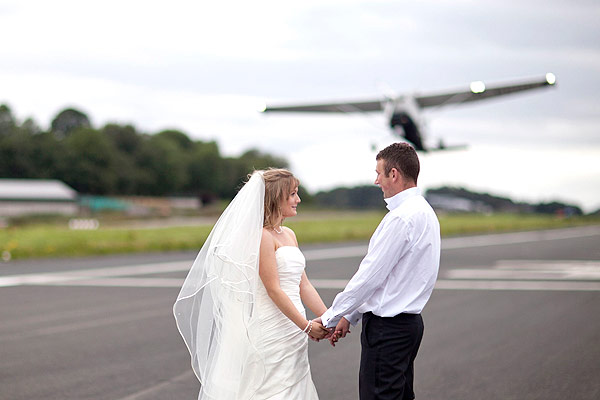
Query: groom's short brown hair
xmin=376 ymin=143 xmax=420 ymax=184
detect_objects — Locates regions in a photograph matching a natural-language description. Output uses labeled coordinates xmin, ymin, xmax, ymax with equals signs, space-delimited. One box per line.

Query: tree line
xmin=312 ymin=185 xmax=584 ymax=215
xmin=0 ymin=104 xmax=288 ymax=201
xmin=2 ymin=104 xmax=585 ymax=214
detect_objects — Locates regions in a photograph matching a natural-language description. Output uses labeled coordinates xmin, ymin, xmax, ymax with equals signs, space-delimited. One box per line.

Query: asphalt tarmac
xmin=1 ymin=225 xmax=599 ymax=400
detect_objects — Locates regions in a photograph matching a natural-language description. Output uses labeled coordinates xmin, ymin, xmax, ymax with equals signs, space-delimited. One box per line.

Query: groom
xmin=318 ymin=142 xmax=441 ymax=400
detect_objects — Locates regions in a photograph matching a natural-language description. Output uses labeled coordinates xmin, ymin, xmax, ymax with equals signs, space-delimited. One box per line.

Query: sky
xmin=1 ymin=0 xmax=599 ymax=212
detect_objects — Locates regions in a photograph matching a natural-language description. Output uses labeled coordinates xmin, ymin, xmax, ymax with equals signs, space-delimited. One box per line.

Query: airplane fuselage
xmin=385 ymin=96 xmax=426 ymax=151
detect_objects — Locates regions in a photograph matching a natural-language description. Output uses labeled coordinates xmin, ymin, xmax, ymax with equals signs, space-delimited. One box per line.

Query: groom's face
xmin=375 ymin=159 xmax=395 ymax=198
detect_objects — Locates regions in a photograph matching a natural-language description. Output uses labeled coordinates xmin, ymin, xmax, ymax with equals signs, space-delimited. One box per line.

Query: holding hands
xmin=331 ymin=317 xmax=351 ymax=346
xmin=304 ymin=319 xmax=332 ymax=341
xmin=310 ymin=317 xmax=351 ymax=347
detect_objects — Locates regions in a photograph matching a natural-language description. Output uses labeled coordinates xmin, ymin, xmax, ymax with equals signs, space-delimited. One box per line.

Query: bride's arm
xmin=259 ymin=229 xmax=329 ymax=338
xmin=282 ymin=227 xmax=328 ymax=317
xmin=299 ymin=271 xmax=327 ymax=316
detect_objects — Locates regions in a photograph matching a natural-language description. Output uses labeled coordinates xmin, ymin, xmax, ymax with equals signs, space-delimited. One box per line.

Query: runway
xmin=1 ymin=225 xmax=599 ymax=399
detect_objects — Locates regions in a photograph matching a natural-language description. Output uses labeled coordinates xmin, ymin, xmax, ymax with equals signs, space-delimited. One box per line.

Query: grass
xmin=0 ymin=225 xmax=213 ymax=260
xmin=1 ymin=212 xmax=599 ymax=261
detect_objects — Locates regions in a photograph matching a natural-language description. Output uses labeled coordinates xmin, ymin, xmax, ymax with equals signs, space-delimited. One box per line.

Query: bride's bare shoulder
xmin=262 ymin=227 xmax=273 ymax=237
xmin=260 ymin=229 xmax=279 ymax=256
xmin=281 ymin=226 xmax=298 ymax=245
xmin=261 ymin=228 xmax=275 ymax=245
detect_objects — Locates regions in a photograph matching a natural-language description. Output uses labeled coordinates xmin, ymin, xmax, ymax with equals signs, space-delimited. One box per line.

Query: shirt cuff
xmin=320 ymin=308 xmax=335 ymax=328
xmin=345 ymin=310 xmax=362 ymax=326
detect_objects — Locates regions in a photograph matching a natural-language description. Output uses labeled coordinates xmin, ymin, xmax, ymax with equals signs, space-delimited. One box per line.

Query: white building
xmin=0 ymin=179 xmax=78 ymax=217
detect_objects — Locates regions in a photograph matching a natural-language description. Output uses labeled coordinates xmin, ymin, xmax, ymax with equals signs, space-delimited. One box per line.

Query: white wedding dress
xmin=174 ymin=173 xmax=319 ymax=400
xmin=245 ymin=245 xmax=319 ymax=399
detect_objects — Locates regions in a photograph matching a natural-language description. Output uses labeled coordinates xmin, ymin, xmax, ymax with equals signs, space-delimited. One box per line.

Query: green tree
xmin=216 ymin=149 xmax=289 ymax=198
xmin=156 ymin=129 xmax=193 ymax=150
xmin=0 ymin=129 xmax=36 ymax=178
xmin=0 ymin=104 xmax=17 ymax=136
xmin=30 ymin=131 xmax=65 ymax=179
xmin=61 ymin=128 xmax=118 ymax=194
xmin=102 ymin=123 xmax=142 ymax=154
xmin=134 ymin=135 xmax=187 ymax=195
xmin=0 ymin=104 xmax=294 ymax=199
xmin=0 ymin=110 xmax=51 ymax=179
xmin=239 ymin=148 xmax=288 ymax=171
xmin=21 ymin=117 xmax=42 ymax=135
xmin=51 ymin=107 xmax=91 ymax=139
xmin=218 ymin=157 xmax=253 ymax=198
xmin=186 ymin=140 xmax=223 ymax=200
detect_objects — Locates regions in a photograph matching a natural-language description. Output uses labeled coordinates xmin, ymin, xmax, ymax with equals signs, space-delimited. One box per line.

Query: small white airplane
xmin=260 ymin=73 xmax=557 ymax=151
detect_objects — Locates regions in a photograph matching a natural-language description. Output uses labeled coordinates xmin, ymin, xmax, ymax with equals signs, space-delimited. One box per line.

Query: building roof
xmin=0 ymin=179 xmax=78 ymax=201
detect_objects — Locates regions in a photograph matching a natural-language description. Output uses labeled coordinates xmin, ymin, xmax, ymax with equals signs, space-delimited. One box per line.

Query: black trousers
xmin=359 ymin=312 xmax=424 ymax=400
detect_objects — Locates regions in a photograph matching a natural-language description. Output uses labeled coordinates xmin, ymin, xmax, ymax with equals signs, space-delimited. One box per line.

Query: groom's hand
xmin=334 ymin=317 xmax=351 ymax=339
xmin=329 ymin=318 xmax=350 ymax=347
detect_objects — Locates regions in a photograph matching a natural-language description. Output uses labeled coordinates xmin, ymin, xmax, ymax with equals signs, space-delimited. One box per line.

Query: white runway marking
xmin=303 ymin=246 xmax=367 ymax=260
xmin=1 ymin=226 xmax=598 ymax=291
xmin=434 ymin=280 xmax=600 ymax=291
xmin=446 ymin=260 xmax=600 ymax=280
xmin=442 ymin=225 xmax=600 ymax=250
xmin=437 ymin=259 xmax=600 ymax=291
xmin=311 ymin=279 xmax=351 ymax=289
xmin=39 ymin=277 xmax=186 ymax=288
xmin=0 ymin=261 xmax=190 ymax=288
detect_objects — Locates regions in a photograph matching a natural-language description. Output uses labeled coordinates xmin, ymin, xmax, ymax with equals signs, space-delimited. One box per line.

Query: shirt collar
xmin=384 ymin=187 xmax=421 ymax=211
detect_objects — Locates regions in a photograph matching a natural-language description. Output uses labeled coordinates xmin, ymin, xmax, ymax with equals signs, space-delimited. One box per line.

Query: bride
xmin=174 ymin=168 xmax=331 ymax=399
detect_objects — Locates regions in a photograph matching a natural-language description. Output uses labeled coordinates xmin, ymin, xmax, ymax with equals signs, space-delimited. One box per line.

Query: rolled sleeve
xmin=345 ymin=310 xmax=362 ymax=326
xmin=322 ymin=216 xmax=410 ymax=328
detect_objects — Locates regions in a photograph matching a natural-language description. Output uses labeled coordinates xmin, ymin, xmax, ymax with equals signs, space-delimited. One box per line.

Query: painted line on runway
xmin=442 ymin=225 xmax=600 ymax=250
xmin=434 ymin=279 xmax=600 ymax=291
xmin=316 ymin=278 xmax=600 ymax=291
xmin=0 ymin=248 xmax=366 ymax=288
xmin=36 ymin=276 xmax=600 ymax=292
xmin=303 ymin=246 xmax=367 ymax=260
xmin=33 ymin=277 xmax=350 ymax=289
xmin=445 ymin=260 xmax=600 ymax=280
xmin=311 ymin=279 xmax=351 ymax=289
xmin=0 ymin=261 xmax=191 ymax=287
xmin=37 ymin=277 xmax=186 ymax=288
xmin=0 ymin=248 xmax=370 ymax=288
xmin=1 ymin=226 xmax=598 ymax=289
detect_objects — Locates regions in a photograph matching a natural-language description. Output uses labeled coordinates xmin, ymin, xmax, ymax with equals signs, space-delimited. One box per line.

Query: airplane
xmin=260 ymin=73 xmax=557 ymax=151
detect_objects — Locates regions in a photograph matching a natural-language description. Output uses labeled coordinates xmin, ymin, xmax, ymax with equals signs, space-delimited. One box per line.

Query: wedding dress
xmin=174 ymin=172 xmax=319 ymax=399
xmin=245 ymin=245 xmax=319 ymax=399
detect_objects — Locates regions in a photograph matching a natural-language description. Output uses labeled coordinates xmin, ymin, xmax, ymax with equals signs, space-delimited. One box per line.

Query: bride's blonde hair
xmin=259 ymin=168 xmax=299 ymax=229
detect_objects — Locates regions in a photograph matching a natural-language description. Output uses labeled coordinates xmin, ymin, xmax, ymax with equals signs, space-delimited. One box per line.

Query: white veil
xmin=173 ymin=171 xmax=266 ymax=400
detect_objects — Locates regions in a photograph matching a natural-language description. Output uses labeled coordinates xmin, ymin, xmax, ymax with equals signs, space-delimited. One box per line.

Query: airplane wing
xmin=261 ymin=73 xmax=556 ymax=113
xmin=261 ymin=99 xmax=383 ymax=113
xmin=415 ymin=73 xmax=556 ymax=108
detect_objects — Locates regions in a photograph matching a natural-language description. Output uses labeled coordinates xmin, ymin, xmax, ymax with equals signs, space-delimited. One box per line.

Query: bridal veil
xmin=173 ymin=171 xmax=266 ymax=400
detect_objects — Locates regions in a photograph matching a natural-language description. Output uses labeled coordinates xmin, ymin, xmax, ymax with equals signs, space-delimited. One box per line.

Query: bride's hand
xmin=308 ymin=320 xmax=330 ymax=341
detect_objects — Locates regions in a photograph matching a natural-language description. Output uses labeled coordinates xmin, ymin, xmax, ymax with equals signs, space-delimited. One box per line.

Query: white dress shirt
xmin=320 ymin=187 xmax=441 ymax=328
